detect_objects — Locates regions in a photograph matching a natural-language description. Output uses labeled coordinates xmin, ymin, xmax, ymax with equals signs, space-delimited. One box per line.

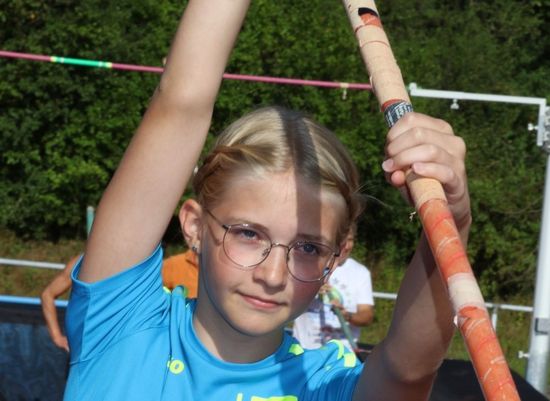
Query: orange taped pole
xmin=341 ymin=1 xmax=521 ymax=400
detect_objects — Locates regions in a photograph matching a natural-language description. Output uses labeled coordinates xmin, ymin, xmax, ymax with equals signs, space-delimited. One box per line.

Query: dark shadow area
xmin=430 ymin=359 xmax=548 ymax=401
xmin=0 ymin=297 xmax=68 ymax=401
xmin=356 ymin=343 xmax=548 ymax=401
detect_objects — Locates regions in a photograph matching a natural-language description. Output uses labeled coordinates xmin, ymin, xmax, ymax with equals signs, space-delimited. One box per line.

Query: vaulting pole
xmin=341 ymin=2 xmax=521 ymax=399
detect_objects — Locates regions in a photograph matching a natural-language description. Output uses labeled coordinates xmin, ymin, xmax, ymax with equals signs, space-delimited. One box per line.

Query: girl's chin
xmin=219 ymin=312 xmax=286 ymax=339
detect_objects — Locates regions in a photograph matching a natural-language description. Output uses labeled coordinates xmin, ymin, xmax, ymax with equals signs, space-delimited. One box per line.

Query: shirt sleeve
xmin=66 ymin=245 xmax=169 ymax=362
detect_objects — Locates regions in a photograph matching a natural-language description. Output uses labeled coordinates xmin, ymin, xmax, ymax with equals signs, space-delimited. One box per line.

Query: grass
xmin=0 ymin=227 xmax=545 ymax=392
xmin=0 ymin=227 xmax=186 ymax=298
xmin=0 ymin=228 xmax=84 ymax=298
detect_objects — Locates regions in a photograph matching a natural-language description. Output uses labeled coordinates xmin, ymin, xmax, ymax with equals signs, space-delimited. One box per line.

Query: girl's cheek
xmin=291 ymin=282 xmax=322 ymax=307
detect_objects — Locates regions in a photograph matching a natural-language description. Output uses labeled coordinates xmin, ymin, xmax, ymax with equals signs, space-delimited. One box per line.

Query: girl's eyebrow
xmin=294 ymin=233 xmax=333 ymax=246
xmin=225 ymin=218 xmax=271 ymax=233
xmin=226 ymin=216 xmax=259 ymax=226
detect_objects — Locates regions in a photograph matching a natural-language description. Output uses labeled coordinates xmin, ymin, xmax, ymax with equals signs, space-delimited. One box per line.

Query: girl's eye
xmin=241 ymin=229 xmax=257 ymax=239
xmin=295 ymin=242 xmax=321 ymax=256
xmin=231 ymin=226 xmax=261 ymax=241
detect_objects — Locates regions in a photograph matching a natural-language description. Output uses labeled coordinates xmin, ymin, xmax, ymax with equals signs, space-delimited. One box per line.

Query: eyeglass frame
xmin=204 ymin=209 xmax=341 ymax=283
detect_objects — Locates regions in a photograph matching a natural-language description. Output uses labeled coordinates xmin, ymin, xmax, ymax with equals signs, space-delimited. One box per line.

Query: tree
xmin=0 ymin=0 xmax=548 ymax=298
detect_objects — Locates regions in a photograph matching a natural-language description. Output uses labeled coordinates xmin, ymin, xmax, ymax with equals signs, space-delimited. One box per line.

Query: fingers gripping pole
xmin=341 ymin=1 xmax=521 ymax=400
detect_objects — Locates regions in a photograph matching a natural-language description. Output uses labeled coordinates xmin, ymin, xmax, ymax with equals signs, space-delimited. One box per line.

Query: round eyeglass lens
xmin=287 ymin=242 xmax=334 ymax=281
xmin=223 ymin=225 xmax=272 ymax=268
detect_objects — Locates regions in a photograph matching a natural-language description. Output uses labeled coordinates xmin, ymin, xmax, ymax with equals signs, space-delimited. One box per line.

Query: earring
xmin=191 ymin=245 xmax=198 ymax=253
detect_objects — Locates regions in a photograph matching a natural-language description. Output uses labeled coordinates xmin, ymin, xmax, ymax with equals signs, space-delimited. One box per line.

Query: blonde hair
xmin=193 ymin=106 xmax=364 ymax=242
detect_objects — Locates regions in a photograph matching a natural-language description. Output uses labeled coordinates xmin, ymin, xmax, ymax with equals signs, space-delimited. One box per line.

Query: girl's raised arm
xmin=79 ymin=0 xmax=251 ymax=282
xmin=353 ymin=113 xmax=470 ymax=401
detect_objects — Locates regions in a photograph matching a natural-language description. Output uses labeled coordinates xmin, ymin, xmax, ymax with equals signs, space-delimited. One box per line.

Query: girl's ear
xmin=178 ymin=199 xmax=204 ymax=252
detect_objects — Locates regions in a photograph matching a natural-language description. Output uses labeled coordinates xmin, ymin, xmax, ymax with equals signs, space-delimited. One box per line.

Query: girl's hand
xmin=53 ymin=334 xmax=70 ymax=352
xmin=381 ymin=113 xmax=471 ymax=232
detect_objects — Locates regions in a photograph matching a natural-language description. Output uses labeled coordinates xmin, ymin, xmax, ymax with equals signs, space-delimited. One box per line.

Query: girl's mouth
xmin=240 ymin=293 xmax=283 ymax=310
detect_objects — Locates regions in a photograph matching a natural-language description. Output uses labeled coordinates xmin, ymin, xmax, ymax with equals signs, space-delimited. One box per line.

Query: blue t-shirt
xmin=64 ymin=246 xmax=362 ymax=400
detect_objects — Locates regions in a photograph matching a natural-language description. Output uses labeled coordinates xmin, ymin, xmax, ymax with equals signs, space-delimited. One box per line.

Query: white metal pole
xmin=526 ymin=153 xmax=550 ymax=393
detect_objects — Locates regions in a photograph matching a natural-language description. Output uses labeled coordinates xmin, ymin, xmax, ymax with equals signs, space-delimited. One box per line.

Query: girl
xmin=64 ymin=1 xmax=470 ymax=400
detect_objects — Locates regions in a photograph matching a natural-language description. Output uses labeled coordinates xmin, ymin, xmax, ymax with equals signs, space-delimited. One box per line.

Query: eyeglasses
xmin=206 ymin=210 xmax=340 ymax=283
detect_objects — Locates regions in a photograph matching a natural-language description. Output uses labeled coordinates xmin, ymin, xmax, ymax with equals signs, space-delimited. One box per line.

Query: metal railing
xmin=372 ymin=291 xmax=533 ymax=332
xmin=1 ymin=257 xmax=534 ymax=332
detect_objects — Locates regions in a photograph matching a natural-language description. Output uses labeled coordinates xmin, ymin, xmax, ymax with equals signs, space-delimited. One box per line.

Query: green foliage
xmin=1 ymin=0 xmax=549 ymax=300
xmin=0 ymin=0 xmax=179 ymax=239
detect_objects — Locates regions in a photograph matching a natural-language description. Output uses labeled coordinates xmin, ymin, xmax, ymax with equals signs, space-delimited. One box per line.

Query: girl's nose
xmin=253 ymin=245 xmax=289 ymax=288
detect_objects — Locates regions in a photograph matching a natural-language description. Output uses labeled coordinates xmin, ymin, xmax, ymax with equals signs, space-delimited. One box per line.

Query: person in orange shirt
xmin=41 ymin=248 xmax=198 ymax=351
xmin=162 ymin=249 xmax=199 ymax=298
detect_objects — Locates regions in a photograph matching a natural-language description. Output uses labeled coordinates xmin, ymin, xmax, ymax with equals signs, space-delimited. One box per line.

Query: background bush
xmin=0 ymin=0 xmax=548 ymax=300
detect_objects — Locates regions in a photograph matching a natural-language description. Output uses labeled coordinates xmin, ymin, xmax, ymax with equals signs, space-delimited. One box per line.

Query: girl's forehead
xmin=211 ymin=170 xmax=346 ymax=238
